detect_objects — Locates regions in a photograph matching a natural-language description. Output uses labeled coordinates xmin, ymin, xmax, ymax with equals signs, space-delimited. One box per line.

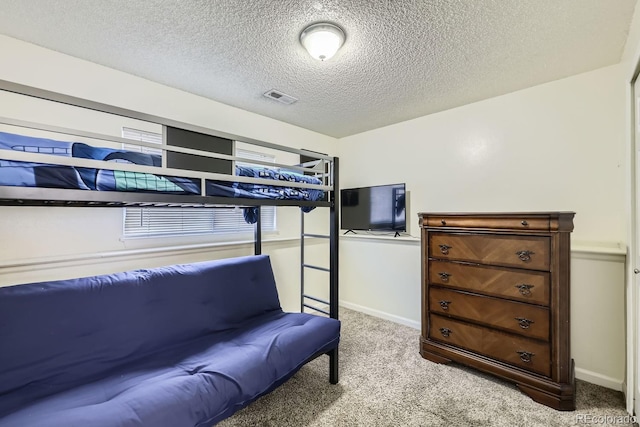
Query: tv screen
xmin=340 ymin=183 xmax=406 ymax=232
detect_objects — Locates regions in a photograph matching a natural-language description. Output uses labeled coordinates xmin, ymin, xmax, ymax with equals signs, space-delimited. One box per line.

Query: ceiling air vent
xmin=263 ymin=89 xmax=298 ymax=105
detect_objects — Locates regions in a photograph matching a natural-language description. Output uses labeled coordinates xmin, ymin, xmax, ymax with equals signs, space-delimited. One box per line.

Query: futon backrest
xmin=0 ymin=255 xmax=281 ymax=399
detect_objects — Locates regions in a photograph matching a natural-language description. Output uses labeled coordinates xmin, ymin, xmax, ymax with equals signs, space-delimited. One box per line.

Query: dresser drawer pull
xmin=439 ymin=244 xmax=452 ymax=255
xmin=515 ymin=250 xmax=535 ymax=262
xmin=438 ymin=272 xmax=451 ymax=281
xmin=516 ymin=351 xmax=535 ymax=363
xmin=515 ymin=317 xmax=535 ymax=329
xmin=439 ymin=327 xmax=452 ymax=337
xmin=438 ymin=300 xmax=451 ymax=310
xmin=521 ymin=220 xmax=529 ymax=226
xmin=440 ymin=219 xmax=446 ymax=225
xmin=515 ymin=283 xmax=534 ymax=296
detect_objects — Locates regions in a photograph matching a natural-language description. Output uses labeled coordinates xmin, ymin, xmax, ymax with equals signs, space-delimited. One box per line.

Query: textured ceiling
xmin=0 ymin=0 xmax=636 ymax=138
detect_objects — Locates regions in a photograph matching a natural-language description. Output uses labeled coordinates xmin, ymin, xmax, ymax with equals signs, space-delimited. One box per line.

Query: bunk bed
xmin=0 ymin=80 xmax=340 ymax=426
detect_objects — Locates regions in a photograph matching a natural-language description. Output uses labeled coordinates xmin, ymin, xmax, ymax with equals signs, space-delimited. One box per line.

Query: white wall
xmin=0 ymin=35 xmax=338 ymax=313
xmin=571 ymin=251 xmax=626 ymax=389
xmin=338 ymin=64 xmax=628 ymax=390
xmin=340 ymin=64 xmax=626 ymax=243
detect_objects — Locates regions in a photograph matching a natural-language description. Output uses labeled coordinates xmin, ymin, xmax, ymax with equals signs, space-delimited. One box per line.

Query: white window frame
xmin=121 ymin=128 xmax=276 ymax=239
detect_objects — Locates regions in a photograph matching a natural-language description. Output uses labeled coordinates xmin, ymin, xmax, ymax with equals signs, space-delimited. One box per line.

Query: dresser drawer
xmin=429 ymin=314 xmax=551 ymax=376
xmin=426 ymin=216 xmax=550 ymax=231
xmin=429 ymin=233 xmax=550 ymax=271
xmin=429 ymin=287 xmax=549 ymax=340
xmin=428 ymin=260 xmax=550 ymax=305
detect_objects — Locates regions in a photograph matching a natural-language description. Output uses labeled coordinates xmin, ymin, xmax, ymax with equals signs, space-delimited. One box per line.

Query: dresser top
xmin=418 ymin=212 xmax=574 ymax=232
xmin=417 ymin=211 xmax=575 ymax=217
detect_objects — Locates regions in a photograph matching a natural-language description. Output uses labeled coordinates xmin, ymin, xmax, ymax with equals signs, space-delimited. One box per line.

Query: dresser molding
xmin=419 ymin=212 xmax=576 ymax=411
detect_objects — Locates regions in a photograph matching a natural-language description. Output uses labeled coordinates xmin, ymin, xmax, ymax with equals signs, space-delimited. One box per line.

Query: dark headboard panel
xmin=167 ymin=126 xmax=232 ymax=174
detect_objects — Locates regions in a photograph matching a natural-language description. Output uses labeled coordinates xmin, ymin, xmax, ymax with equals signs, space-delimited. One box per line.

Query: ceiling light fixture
xmin=300 ymin=22 xmax=345 ymax=61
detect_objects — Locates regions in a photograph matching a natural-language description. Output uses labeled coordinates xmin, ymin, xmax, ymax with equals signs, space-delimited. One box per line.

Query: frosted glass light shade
xmin=300 ymin=23 xmax=345 ymax=61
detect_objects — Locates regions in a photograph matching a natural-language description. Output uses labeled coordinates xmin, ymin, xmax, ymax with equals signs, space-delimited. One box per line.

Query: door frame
xmin=627 ymin=59 xmax=640 ymax=416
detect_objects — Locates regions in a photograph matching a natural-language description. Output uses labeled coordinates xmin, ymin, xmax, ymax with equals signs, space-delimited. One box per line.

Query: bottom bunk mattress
xmin=0 ymin=311 xmax=339 ymax=427
xmin=0 ymin=255 xmax=340 ymax=426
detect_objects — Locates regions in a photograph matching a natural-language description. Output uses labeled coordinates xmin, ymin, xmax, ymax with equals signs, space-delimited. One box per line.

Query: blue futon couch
xmin=0 ymin=255 xmax=340 ymax=426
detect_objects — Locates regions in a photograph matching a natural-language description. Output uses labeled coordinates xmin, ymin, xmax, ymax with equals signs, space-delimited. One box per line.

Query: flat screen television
xmin=340 ymin=183 xmax=406 ymax=233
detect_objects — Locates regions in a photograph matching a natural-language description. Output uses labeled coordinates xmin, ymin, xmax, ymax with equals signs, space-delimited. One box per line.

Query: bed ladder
xmin=300 ymin=157 xmax=339 ymax=384
xmin=300 ymin=215 xmax=332 ymax=316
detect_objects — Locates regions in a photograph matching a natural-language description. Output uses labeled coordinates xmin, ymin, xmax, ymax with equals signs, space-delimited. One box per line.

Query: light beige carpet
xmin=218 ymin=308 xmax=632 ymax=427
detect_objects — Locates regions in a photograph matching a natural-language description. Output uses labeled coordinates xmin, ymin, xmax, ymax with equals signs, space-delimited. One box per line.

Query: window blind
xmin=122 ymin=128 xmax=276 ymax=238
xmin=122 ymin=127 xmax=163 ymax=154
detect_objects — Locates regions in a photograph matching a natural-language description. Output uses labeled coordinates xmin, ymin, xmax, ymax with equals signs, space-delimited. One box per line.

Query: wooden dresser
xmin=419 ymin=212 xmax=575 ymax=410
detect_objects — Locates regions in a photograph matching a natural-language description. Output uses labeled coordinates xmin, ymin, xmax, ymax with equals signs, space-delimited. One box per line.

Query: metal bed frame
xmin=0 ymin=80 xmax=340 ymax=383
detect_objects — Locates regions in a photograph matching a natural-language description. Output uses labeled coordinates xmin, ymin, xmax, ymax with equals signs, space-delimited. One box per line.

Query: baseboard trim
xmin=574 ymin=367 xmax=624 ymax=391
xmin=339 ymin=300 xmax=420 ymax=330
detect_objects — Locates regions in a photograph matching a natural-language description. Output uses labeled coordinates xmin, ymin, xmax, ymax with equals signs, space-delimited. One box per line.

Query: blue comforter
xmin=0 ymin=131 xmax=200 ymax=193
xmin=0 ymin=132 xmax=324 ymax=205
xmin=207 ymin=165 xmax=325 ymax=212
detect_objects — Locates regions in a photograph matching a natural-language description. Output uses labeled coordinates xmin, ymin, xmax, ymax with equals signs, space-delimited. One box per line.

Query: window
xmin=122 ymin=128 xmax=276 ymax=238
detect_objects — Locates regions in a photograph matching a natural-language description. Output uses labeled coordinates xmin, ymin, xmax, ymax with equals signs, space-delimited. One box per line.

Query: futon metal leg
xmin=329 ymin=347 xmax=339 ymax=384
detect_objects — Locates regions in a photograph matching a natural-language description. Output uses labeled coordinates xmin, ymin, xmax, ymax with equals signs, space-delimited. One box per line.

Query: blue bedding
xmin=0 ymin=131 xmax=200 ymax=193
xmin=0 ymin=132 xmax=325 ymax=204
xmin=207 ymin=165 xmax=325 ymax=212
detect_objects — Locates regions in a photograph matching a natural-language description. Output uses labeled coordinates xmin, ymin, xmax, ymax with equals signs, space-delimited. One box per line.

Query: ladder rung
xmin=302 ymin=233 xmax=330 ymax=239
xmin=302 ymin=264 xmax=330 ymax=272
xmin=303 ymin=294 xmax=329 ymax=305
xmin=303 ymin=304 xmax=330 ymax=316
